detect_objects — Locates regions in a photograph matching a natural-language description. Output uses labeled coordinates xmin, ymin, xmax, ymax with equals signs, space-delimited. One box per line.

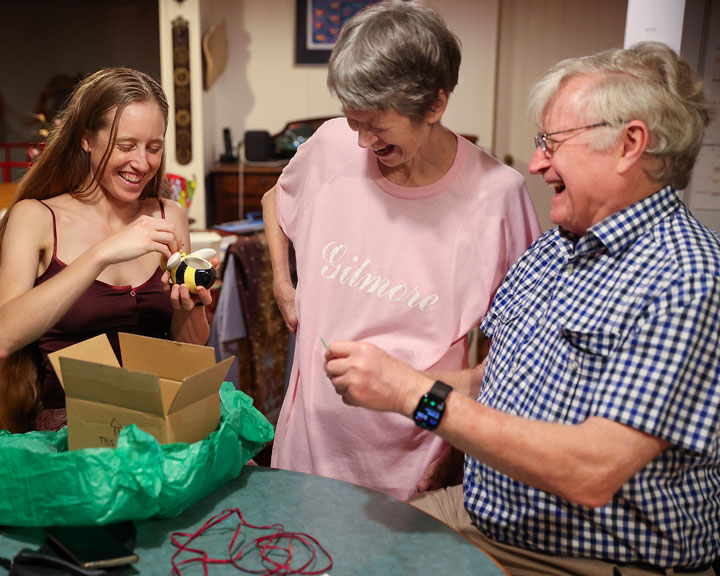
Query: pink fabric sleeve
xmin=276 ymin=118 xmax=357 ymax=241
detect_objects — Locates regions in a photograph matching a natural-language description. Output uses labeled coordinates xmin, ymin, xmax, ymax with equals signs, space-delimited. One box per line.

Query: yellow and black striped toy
xmin=164 ymin=248 xmax=217 ymax=293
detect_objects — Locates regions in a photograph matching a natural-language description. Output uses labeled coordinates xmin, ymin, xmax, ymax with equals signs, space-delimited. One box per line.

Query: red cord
xmin=170 ymin=508 xmax=333 ymax=575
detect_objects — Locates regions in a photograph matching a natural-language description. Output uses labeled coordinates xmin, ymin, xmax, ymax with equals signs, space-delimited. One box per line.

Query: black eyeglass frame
xmin=534 ymin=121 xmax=609 ymax=155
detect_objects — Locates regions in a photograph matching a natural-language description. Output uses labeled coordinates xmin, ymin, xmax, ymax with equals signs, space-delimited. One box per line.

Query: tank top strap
xmin=37 ymin=200 xmax=58 ymax=259
xmin=158 ymin=197 xmax=165 ymax=219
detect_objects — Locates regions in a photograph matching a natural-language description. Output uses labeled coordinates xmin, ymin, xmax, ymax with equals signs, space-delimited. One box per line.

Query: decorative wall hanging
xmin=172 ymin=16 xmax=192 ymax=165
xmin=295 ymin=0 xmax=381 ymax=65
xmin=202 ymin=20 xmax=228 ymax=90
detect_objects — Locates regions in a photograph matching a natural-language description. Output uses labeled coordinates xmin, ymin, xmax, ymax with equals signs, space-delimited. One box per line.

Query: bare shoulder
xmin=6 ymin=198 xmax=54 ymax=228
xmin=37 ymin=193 xmax=90 ymax=219
xmin=157 ymin=197 xmax=190 ymax=245
xmin=1 ymin=199 xmax=54 ymax=285
xmin=159 ymin=197 xmax=188 ymax=223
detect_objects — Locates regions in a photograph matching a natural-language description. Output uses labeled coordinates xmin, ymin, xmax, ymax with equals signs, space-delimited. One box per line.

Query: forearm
xmin=170 ymin=306 xmax=210 ymax=345
xmin=261 ymin=187 xmax=293 ymax=288
xmin=427 ymin=394 xmax=666 ymax=507
xmin=327 ymin=341 xmax=666 ymax=508
xmin=426 ymin=359 xmax=485 ymax=397
xmin=399 ymin=370 xmax=623 ymax=505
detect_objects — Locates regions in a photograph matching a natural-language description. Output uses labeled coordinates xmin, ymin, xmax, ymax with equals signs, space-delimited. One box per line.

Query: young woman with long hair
xmin=0 ymin=68 xmax=211 ymax=432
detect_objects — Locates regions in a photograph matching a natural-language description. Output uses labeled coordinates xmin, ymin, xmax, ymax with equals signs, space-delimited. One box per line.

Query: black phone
xmin=220 ymin=127 xmax=237 ymax=162
xmin=223 ymin=127 xmax=233 ymax=156
xmin=43 ymin=525 xmax=139 ymax=570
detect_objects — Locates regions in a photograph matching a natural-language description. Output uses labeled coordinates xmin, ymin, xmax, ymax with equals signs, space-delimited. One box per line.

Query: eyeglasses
xmin=534 ymin=121 xmax=609 ymax=157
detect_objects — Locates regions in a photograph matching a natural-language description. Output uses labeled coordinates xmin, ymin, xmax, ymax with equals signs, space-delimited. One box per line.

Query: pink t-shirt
xmin=272 ymin=118 xmax=540 ymax=499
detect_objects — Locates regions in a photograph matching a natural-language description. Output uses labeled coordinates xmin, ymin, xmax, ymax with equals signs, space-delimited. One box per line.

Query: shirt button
xmin=130 ymin=290 xmax=136 ymax=298
xmin=474 ymin=470 xmax=482 ymax=483
xmin=539 ymin=316 xmax=546 ymax=326
xmin=567 ymin=264 xmax=574 ymax=274
xmin=569 ymin=360 xmax=579 ymax=371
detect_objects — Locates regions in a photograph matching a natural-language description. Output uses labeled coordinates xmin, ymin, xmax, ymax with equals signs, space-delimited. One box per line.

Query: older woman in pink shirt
xmin=262 ymin=0 xmax=540 ymax=500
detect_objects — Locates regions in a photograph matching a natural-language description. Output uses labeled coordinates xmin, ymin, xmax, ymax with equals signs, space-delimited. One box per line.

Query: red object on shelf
xmin=0 ymin=142 xmax=42 ymax=183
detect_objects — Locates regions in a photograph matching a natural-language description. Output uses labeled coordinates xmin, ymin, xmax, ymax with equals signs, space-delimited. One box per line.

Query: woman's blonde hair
xmin=0 ymin=67 xmax=169 ymax=432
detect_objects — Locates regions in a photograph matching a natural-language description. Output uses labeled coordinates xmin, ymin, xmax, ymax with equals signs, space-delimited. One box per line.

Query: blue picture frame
xmin=295 ymin=0 xmax=381 ymax=65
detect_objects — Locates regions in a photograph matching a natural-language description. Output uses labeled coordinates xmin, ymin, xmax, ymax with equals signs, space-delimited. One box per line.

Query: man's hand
xmin=324 ymin=340 xmax=430 ymax=416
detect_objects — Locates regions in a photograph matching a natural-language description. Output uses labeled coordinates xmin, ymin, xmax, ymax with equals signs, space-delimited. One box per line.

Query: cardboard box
xmin=49 ymin=333 xmax=233 ymax=451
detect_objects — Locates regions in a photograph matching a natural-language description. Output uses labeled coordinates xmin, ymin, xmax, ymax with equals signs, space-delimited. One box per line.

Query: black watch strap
xmin=413 ymin=380 xmax=452 ymax=430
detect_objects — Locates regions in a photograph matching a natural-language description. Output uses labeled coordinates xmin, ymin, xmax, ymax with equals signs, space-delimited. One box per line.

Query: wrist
xmin=86 ymin=242 xmax=112 ymax=275
xmin=401 ymin=375 xmax=434 ymax=418
xmin=412 ymin=380 xmax=453 ymax=431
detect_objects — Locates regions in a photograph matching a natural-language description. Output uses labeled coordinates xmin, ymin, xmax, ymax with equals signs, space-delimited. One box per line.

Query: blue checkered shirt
xmin=468 ymin=187 xmax=720 ymax=568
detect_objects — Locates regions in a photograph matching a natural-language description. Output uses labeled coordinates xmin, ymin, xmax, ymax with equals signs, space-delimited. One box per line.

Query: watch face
xmin=414 ymin=396 xmax=446 ymax=430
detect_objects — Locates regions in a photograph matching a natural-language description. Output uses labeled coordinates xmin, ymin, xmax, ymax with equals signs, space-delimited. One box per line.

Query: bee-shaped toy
xmin=163 ymin=248 xmax=217 ymax=293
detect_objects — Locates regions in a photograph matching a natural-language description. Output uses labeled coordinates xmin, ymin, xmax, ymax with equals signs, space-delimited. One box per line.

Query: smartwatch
xmin=413 ymin=381 xmax=452 ymax=430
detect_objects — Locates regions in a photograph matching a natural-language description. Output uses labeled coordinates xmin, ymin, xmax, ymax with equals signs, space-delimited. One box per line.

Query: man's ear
xmin=617 ymin=120 xmax=649 ymax=175
xmin=425 ymin=90 xmax=450 ymax=124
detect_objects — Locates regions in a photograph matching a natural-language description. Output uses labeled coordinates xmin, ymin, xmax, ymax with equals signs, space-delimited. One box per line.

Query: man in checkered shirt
xmin=324 ymin=42 xmax=719 ymax=575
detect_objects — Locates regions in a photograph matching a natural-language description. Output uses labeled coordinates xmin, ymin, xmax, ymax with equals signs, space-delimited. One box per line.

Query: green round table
xmin=0 ymin=466 xmax=508 ymax=574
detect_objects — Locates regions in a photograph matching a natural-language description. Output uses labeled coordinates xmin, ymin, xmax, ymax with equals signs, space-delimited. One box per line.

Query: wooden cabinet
xmin=208 ymin=162 xmax=285 ymax=225
xmin=210 ymin=163 xmax=240 ymax=225
xmin=242 ymin=164 xmax=283 ymax=216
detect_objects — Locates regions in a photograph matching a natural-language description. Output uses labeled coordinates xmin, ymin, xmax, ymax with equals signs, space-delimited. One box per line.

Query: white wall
xmin=159 ymin=0 xmax=207 ymax=227
xmin=200 ymin=0 xmax=251 ymax=168
xmin=200 ymin=0 xmax=500 ymax=159
xmin=624 ymin=0 xmax=720 ymax=233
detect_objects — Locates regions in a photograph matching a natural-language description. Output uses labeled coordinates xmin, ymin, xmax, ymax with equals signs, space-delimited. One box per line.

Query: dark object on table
xmin=244 ymin=130 xmax=273 ymax=162
xmin=219 ymin=127 xmax=237 ymax=163
xmin=6 ymin=522 xmax=137 ymax=575
xmin=44 ymin=525 xmax=138 ymax=570
xmin=244 ymin=117 xmax=337 ymax=163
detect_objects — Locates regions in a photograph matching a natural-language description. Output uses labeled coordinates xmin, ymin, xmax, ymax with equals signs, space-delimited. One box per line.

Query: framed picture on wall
xmin=295 ymin=0 xmax=381 ymax=64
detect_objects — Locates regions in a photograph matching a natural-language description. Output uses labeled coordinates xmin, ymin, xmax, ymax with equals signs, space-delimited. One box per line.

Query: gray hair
xmin=528 ymin=42 xmax=711 ymax=190
xmin=327 ymin=0 xmax=461 ymax=124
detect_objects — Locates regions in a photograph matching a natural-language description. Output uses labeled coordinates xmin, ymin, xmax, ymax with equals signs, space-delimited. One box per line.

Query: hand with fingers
xmin=164 ymin=250 xmax=219 ymax=311
xmin=323 ymin=340 xmax=423 ymax=415
xmin=170 ymin=283 xmax=213 ymax=311
xmin=97 ymin=215 xmax=179 ymax=265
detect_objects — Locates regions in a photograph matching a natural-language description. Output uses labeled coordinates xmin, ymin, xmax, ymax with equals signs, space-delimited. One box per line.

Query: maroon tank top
xmin=34 ymin=200 xmax=174 ymax=409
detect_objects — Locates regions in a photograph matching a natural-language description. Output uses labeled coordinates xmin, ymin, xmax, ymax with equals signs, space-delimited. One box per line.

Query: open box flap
xmin=157 ymin=378 xmax=182 ymax=412
xmin=166 ymin=394 xmax=221 ymax=443
xmin=58 ymin=357 xmax=165 ymax=415
xmin=48 ymin=334 xmax=119 ymax=387
xmin=167 ymin=356 xmax=233 ymax=414
xmin=118 ymin=332 xmax=216 ymax=380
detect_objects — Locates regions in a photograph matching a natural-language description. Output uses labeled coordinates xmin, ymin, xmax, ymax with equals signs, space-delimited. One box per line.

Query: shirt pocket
xmin=482 ymin=295 xmax=529 ymax=340
xmin=499 ymin=297 xmax=536 ymax=327
xmin=494 ymin=299 xmax=534 ymax=354
xmin=481 ymin=298 xmax=537 ymax=403
xmin=557 ymin=326 xmax=619 ymax=422
xmin=560 ymin=328 xmax=618 ymax=357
